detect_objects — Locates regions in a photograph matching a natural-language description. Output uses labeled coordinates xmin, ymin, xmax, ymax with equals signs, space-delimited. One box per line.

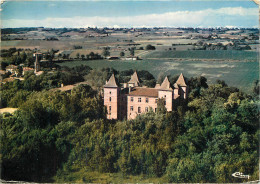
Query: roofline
xmin=127 ymin=94 xmax=158 ymax=98
xmin=104 ymin=86 xmax=119 ymax=88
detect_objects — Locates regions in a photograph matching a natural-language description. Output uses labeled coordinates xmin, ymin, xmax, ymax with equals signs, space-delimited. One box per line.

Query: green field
xmin=58 ymin=58 xmax=258 ymax=93
xmin=142 ymin=50 xmax=258 ymax=61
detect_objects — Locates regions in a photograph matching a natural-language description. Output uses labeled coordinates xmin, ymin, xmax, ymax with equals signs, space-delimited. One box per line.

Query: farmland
xmin=1 ymin=27 xmax=259 ymax=92
xmin=58 ymin=58 xmax=258 ymax=93
xmin=141 ymin=50 xmax=258 ymax=62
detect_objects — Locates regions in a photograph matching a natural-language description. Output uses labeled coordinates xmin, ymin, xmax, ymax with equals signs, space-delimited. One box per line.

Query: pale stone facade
xmin=104 ymin=71 xmax=188 ymax=120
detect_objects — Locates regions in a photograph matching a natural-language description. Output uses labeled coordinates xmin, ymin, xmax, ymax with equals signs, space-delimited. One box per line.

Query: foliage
xmin=1 ymin=71 xmax=258 ymax=183
xmin=102 ymin=47 xmax=110 ymax=57
xmin=145 ymin=44 xmax=156 ymax=50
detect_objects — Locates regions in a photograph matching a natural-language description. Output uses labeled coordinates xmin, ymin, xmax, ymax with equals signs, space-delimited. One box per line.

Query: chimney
xmin=123 ymin=83 xmax=127 ymax=88
xmin=129 ymin=86 xmax=132 ymax=93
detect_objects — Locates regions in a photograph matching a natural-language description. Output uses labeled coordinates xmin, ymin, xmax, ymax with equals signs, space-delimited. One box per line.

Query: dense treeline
xmin=0 ymin=68 xmax=259 ymax=182
xmin=0 ymin=65 xmax=91 ymax=108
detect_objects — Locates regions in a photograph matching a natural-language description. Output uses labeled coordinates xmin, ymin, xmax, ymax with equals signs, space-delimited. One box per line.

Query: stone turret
xmin=128 ymin=71 xmax=140 ymax=87
xmin=104 ymin=74 xmax=120 ymax=119
xmin=175 ymin=73 xmax=188 ymax=99
xmin=158 ymin=76 xmax=174 ymax=111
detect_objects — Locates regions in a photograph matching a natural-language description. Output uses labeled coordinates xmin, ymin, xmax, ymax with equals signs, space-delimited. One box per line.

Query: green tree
xmin=76 ymin=53 xmax=80 ymax=59
xmin=120 ymin=51 xmax=125 ymax=57
xmin=102 ymin=47 xmax=110 ymax=57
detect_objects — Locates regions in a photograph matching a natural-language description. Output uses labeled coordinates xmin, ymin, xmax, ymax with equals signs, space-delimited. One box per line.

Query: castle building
xmin=104 ymin=71 xmax=188 ymax=120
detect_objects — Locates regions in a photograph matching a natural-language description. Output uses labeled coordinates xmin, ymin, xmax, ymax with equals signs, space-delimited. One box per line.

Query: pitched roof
xmin=173 ymin=83 xmax=179 ymax=89
xmin=6 ymin=65 xmax=17 ymax=70
xmin=128 ymin=87 xmax=158 ymax=97
xmin=175 ymin=73 xmax=187 ymax=87
xmin=104 ymin=74 xmax=118 ymax=88
xmin=160 ymin=76 xmax=173 ymax=91
xmin=128 ymin=71 xmax=140 ymax=86
xmin=23 ymin=67 xmax=34 ymax=71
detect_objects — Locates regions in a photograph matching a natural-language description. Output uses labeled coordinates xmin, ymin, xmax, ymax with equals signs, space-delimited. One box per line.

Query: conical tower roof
xmin=175 ymin=73 xmax=187 ymax=87
xmin=104 ymin=74 xmax=118 ymax=88
xmin=128 ymin=71 xmax=140 ymax=86
xmin=160 ymin=76 xmax=173 ymax=91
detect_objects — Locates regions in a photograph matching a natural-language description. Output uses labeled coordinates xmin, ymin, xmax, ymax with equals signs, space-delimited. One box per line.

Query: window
xmin=155 ymin=99 xmax=158 ymax=103
xmin=131 ymin=97 xmax=134 ymax=102
xmin=138 ymin=107 xmax=141 ymax=113
xmin=109 ymin=106 xmax=111 ymax=115
xmin=138 ymin=98 xmax=141 ymax=102
xmin=109 ymin=91 xmax=111 ymax=94
xmin=145 ymin=107 xmax=148 ymax=112
xmin=146 ymin=98 xmax=149 ymax=103
xmin=164 ymin=100 xmax=166 ymax=105
xmin=109 ymin=97 xmax=111 ymax=102
xmin=155 ymin=108 xmax=157 ymax=112
xmin=130 ymin=106 xmax=133 ymax=111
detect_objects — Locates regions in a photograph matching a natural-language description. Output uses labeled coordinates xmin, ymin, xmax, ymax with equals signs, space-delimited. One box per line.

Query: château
xmin=104 ymin=71 xmax=188 ymax=120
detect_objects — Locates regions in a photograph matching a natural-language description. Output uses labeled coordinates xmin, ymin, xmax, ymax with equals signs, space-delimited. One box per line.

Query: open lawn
xmin=58 ymin=58 xmax=258 ymax=93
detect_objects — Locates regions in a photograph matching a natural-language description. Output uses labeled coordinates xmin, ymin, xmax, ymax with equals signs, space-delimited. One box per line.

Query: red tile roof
xmin=128 ymin=87 xmax=158 ymax=97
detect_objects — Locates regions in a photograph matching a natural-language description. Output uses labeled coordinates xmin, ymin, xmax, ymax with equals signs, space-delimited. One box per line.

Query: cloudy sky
xmin=1 ymin=0 xmax=259 ymax=28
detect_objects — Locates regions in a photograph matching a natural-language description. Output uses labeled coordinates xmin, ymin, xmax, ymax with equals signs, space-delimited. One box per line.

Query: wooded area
xmin=0 ymin=67 xmax=259 ymax=182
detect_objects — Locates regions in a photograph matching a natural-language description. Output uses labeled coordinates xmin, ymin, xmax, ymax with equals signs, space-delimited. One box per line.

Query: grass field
xmin=141 ymin=50 xmax=258 ymax=61
xmin=58 ymin=58 xmax=258 ymax=93
xmin=54 ymin=167 xmax=167 ymax=183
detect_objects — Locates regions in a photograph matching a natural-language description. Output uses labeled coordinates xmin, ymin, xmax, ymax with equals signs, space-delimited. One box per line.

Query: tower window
xmin=109 ymin=106 xmax=111 ymax=115
xmin=109 ymin=91 xmax=111 ymax=94
xmin=109 ymin=97 xmax=112 ymax=102
xmin=138 ymin=98 xmax=141 ymax=102
xmin=138 ymin=107 xmax=141 ymax=113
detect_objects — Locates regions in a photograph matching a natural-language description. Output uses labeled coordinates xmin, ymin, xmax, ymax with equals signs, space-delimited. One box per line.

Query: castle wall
xmin=127 ymin=96 xmax=158 ymax=119
xmin=104 ymin=87 xmax=120 ymax=119
xmin=179 ymin=87 xmax=187 ymax=99
xmin=158 ymin=90 xmax=173 ymax=111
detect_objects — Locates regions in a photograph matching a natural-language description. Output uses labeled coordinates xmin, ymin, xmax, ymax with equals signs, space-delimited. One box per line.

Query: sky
xmin=1 ymin=0 xmax=259 ymax=28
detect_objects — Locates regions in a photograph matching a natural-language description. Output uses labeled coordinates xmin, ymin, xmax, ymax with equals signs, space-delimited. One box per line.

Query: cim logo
xmin=232 ymin=172 xmax=250 ymax=179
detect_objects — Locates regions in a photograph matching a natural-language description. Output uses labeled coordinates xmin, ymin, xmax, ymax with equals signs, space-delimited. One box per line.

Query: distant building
xmin=124 ymin=56 xmax=139 ymax=61
xmin=5 ymin=65 xmax=18 ymax=74
xmin=22 ymin=67 xmax=34 ymax=75
xmin=104 ymin=71 xmax=188 ymax=120
xmin=107 ymin=56 xmax=120 ymax=60
xmin=34 ymin=53 xmax=41 ymax=73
